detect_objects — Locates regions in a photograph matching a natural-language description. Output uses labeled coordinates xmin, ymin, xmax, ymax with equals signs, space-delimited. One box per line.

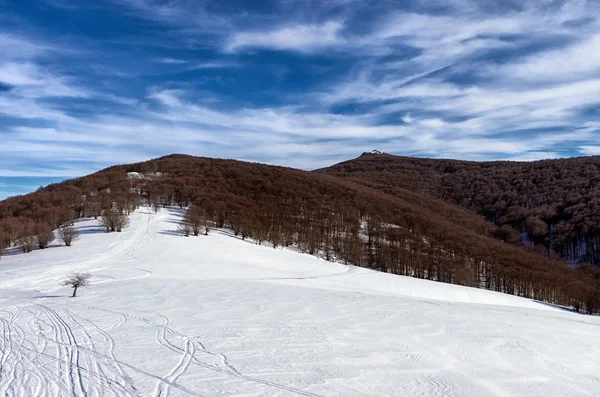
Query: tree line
xmin=0 ymin=172 xmax=136 ymax=257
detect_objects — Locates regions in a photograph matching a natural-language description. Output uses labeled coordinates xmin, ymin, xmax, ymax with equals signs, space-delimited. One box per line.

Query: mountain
xmin=319 ymin=153 xmax=600 ymax=267
xmin=0 ymin=154 xmax=599 ymax=313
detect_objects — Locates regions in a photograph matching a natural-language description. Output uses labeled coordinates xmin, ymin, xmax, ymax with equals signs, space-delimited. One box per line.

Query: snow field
xmin=0 ymin=207 xmax=599 ymax=396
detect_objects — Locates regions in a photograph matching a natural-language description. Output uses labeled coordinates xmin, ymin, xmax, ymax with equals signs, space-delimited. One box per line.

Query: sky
xmin=1 ymin=0 xmax=600 ymax=178
xmin=0 ymin=176 xmax=68 ymax=199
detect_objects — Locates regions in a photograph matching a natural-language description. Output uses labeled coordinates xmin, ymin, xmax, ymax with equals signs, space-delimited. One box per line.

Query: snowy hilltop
xmin=360 ymin=149 xmax=385 ymax=156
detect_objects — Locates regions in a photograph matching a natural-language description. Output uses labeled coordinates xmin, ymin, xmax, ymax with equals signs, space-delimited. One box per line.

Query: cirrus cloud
xmin=0 ymin=0 xmax=599 ymax=186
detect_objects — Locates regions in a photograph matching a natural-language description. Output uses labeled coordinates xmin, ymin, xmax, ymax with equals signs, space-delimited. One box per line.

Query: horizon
xmin=2 ymin=150 xmax=600 ymax=201
xmin=0 ymin=176 xmax=72 ymax=200
xmin=2 ymin=0 xmax=600 ymax=176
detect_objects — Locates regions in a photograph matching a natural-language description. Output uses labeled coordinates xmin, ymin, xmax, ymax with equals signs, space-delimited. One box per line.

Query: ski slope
xmin=0 ymin=207 xmax=599 ymax=397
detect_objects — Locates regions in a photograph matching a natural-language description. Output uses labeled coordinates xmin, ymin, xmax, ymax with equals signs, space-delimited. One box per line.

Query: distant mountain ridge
xmin=320 ymin=153 xmax=600 ymax=268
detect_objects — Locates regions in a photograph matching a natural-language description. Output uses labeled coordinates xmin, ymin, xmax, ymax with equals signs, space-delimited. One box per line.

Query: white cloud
xmin=0 ymin=96 xmax=76 ymax=122
xmin=156 ymin=58 xmax=188 ymax=64
xmin=118 ymin=0 xmax=233 ymax=34
xmin=580 ymin=146 xmax=600 ymax=155
xmin=225 ymin=21 xmax=345 ymax=53
xmin=148 ymin=89 xmax=410 ymax=140
xmin=154 ymin=58 xmax=236 ymax=69
xmin=0 ymin=62 xmax=89 ymax=98
xmin=508 ymin=152 xmax=562 ymax=161
xmin=0 ymin=34 xmax=54 ymax=60
xmin=188 ymin=61 xmax=238 ymax=70
xmin=495 ymin=33 xmax=600 ymax=83
xmin=378 ymin=12 xmax=529 ymax=44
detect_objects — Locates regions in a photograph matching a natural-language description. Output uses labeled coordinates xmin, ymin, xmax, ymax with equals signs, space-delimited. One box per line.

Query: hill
xmin=1 ymin=154 xmax=599 ymax=312
xmin=1 ymin=206 xmax=599 ymax=396
xmin=320 ymin=153 xmax=600 ymax=267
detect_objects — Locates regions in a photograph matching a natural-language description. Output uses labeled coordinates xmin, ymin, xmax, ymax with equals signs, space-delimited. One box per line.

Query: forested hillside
xmin=321 ymin=153 xmax=600 ymax=268
xmin=1 ymin=154 xmax=599 ymax=312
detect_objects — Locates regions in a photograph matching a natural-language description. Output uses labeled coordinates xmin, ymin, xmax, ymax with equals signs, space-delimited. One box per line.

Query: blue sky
xmin=0 ymin=176 xmax=68 ymax=199
xmin=1 ymin=0 xmax=600 ymax=176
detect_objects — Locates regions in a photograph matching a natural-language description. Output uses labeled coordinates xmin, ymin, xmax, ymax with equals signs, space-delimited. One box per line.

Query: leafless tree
xmin=2 ymin=221 xmax=20 ymax=248
xmin=114 ymin=213 xmax=130 ymax=232
xmin=177 ymin=220 xmax=192 ymax=236
xmin=192 ymin=205 xmax=212 ymax=236
xmin=99 ymin=211 xmax=112 ymax=232
xmin=178 ymin=206 xmax=202 ymax=236
xmin=61 ymin=272 xmax=91 ymax=297
xmin=58 ymin=226 xmax=80 ymax=246
xmin=0 ymin=230 xmax=6 ymax=258
xmin=18 ymin=236 xmax=35 ymax=253
xmin=202 ymin=217 xmax=211 ymax=236
xmin=100 ymin=209 xmax=130 ymax=232
xmin=35 ymin=224 xmax=55 ymax=249
xmin=87 ymin=200 xmax=102 ymax=219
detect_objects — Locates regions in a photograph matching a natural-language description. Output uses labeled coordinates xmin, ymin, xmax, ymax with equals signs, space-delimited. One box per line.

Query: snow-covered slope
xmin=0 ymin=208 xmax=598 ymax=397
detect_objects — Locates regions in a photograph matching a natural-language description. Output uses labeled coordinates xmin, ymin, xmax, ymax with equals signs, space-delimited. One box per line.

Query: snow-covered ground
xmin=0 ymin=207 xmax=599 ymax=397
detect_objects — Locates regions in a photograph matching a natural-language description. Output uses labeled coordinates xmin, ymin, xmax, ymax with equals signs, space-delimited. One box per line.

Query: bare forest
xmin=1 ymin=154 xmax=599 ymax=313
xmin=322 ymin=153 xmax=600 ymax=267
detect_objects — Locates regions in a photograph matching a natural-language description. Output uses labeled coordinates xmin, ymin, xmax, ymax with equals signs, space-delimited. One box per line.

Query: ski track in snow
xmin=0 ymin=207 xmax=599 ymax=396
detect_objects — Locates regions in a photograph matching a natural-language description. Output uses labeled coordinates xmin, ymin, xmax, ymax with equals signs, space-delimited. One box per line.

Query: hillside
xmin=1 ymin=207 xmax=599 ymax=396
xmin=320 ymin=153 xmax=600 ymax=267
xmin=1 ymin=154 xmax=599 ymax=313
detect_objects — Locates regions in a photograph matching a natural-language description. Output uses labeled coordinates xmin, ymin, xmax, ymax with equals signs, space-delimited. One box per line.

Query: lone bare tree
xmin=58 ymin=226 xmax=80 ymax=246
xmin=62 ymin=272 xmax=92 ymax=297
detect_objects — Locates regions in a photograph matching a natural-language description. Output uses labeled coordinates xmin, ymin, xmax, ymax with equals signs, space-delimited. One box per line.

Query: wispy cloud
xmin=225 ymin=21 xmax=345 ymax=53
xmin=116 ymin=0 xmax=234 ymax=35
xmin=155 ymin=57 xmax=188 ymax=64
xmin=188 ymin=61 xmax=239 ymax=70
xmin=0 ymin=33 xmax=56 ymax=60
xmin=0 ymin=62 xmax=90 ymax=98
xmin=495 ymin=33 xmax=600 ymax=83
xmin=1 ymin=0 xmax=600 ymax=178
xmin=580 ymin=146 xmax=600 ymax=155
